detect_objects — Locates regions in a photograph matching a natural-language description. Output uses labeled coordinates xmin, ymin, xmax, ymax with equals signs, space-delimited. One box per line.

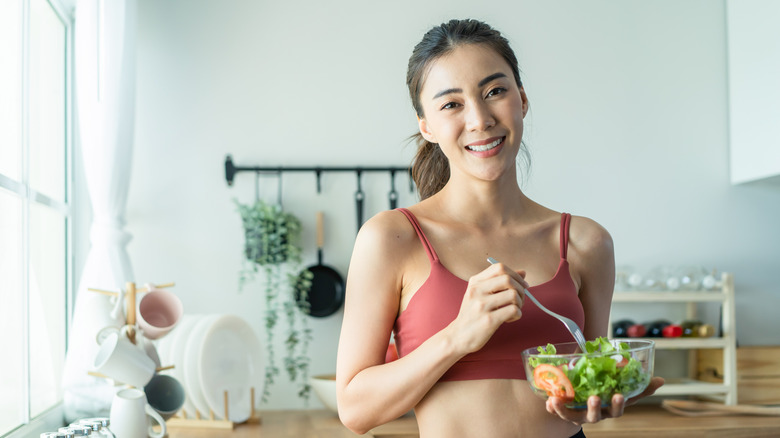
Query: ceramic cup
xmin=144 ymin=373 xmax=186 ymax=420
xmin=94 ymin=330 xmax=156 ymax=388
xmin=137 ymin=287 xmax=183 ymax=340
xmin=97 ymin=325 xmax=162 ymax=368
xmin=110 ymin=388 xmax=166 ymax=438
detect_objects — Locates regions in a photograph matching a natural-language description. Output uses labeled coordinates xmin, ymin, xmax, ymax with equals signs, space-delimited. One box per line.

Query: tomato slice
xmin=533 ymin=364 xmax=575 ymax=401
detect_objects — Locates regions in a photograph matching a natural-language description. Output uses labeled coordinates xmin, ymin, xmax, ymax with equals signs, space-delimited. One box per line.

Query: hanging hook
xmin=355 ymin=170 xmax=365 ymax=234
xmin=315 ymin=168 xmax=322 ymax=194
xmin=388 ymin=169 xmax=398 ymax=210
xmin=254 ymin=171 xmax=261 ymax=202
xmin=277 ymin=170 xmax=284 ymax=208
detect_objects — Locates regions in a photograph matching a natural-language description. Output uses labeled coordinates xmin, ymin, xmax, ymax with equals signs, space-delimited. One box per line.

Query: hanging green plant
xmin=235 ymin=199 xmax=313 ymax=403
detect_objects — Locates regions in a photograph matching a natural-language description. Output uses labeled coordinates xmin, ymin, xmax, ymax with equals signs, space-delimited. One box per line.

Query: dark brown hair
xmin=407 ymin=19 xmax=530 ymax=200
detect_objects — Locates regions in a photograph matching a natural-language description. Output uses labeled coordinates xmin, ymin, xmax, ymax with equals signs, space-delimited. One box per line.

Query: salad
xmin=526 ymin=337 xmax=652 ymax=406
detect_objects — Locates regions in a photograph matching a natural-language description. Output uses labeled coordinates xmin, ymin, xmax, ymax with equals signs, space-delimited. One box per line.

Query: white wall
xmin=73 ymin=0 xmax=780 ymax=409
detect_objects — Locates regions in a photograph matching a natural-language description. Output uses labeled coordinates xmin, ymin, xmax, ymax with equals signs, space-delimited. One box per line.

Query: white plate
xmin=198 ymin=315 xmax=265 ymax=422
xmin=169 ymin=315 xmax=202 ymax=418
xmin=184 ymin=315 xmax=218 ymax=417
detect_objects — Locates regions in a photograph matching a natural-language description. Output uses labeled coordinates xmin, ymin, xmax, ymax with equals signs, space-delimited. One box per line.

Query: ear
xmin=519 ymin=87 xmax=529 ymax=118
xmin=417 ymin=116 xmax=437 ymax=143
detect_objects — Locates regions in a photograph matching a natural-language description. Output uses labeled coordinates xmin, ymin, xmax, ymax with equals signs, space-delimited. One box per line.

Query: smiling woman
xmin=335 ymin=18 xmax=663 ymax=438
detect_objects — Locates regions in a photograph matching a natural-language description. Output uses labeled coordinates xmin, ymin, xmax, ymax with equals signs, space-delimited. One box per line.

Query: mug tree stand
xmin=89 ymin=282 xmax=262 ymax=430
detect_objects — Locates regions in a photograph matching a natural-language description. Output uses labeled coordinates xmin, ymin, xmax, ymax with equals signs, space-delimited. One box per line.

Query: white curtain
xmin=62 ymin=0 xmax=137 ymax=422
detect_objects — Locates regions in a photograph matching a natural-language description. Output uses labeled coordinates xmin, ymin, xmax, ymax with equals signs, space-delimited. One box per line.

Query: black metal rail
xmin=224 ymin=154 xmax=413 ymax=193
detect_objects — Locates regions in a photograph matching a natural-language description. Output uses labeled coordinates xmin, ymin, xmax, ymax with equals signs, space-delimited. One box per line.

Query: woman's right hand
xmin=448 ymin=262 xmax=529 ymax=355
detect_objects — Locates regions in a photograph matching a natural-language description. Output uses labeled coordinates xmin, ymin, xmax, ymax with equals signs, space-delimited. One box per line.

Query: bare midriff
xmin=414 ymin=379 xmax=580 ymax=438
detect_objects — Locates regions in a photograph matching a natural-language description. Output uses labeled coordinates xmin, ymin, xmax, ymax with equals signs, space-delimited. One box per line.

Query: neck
xmin=428 ymin=176 xmax=531 ymax=228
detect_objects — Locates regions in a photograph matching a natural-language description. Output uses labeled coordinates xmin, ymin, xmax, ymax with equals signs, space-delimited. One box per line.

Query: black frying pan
xmin=298 ymin=211 xmax=345 ymax=317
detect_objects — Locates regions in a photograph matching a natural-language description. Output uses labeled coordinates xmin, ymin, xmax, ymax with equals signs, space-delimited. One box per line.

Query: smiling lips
xmin=466 ymin=137 xmax=504 ymax=152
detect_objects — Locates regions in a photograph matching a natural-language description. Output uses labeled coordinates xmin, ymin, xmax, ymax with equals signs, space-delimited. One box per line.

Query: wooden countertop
xmin=164 ymin=405 xmax=780 ymax=438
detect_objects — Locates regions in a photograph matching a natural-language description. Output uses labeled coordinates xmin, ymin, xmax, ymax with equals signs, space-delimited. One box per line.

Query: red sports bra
xmin=392 ymin=208 xmax=585 ymax=381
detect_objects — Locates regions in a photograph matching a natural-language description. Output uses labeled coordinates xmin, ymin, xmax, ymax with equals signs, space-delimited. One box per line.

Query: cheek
xmin=426 ymin=115 xmax=463 ymax=143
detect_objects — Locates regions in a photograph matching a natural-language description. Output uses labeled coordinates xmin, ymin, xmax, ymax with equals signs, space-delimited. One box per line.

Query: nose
xmin=465 ymin=100 xmax=495 ymax=132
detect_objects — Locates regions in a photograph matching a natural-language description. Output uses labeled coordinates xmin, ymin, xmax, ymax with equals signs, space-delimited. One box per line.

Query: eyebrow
xmin=432 ymin=72 xmax=508 ymax=99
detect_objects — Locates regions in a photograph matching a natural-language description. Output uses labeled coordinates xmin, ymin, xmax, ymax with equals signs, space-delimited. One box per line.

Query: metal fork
xmin=487 ymin=257 xmax=588 ymax=352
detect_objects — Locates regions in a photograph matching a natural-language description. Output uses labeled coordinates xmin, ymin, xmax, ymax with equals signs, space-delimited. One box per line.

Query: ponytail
xmin=410 ymin=133 xmax=449 ymax=200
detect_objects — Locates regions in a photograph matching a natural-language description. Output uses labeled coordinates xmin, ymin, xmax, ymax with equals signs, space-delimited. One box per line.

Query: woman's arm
xmin=546 ymin=215 xmax=664 ymax=424
xmin=336 ymin=210 xmax=528 ymax=434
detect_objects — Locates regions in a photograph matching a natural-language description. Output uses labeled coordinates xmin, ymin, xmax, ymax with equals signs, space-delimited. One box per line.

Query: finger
xmin=515 ymin=270 xmax=530 ymax=289
xmin=609 ymin=394 xmax=625 ymax=418
xmin=496 ymin=299 xmax=522 ymax=322
xmin=485 ymin=288 xmax=523 ymax=312
xmin=484 ymin=262 xmax=530 ymax=290
xmin=550 ymin=397 xmax=584 ymax=425
xmin=488 ymin=272 xmax=527 ymax=300
xmin=545 ymin=399 xmax=555 ymax=415
xmin=471 ymin=275 xmax=526 ymax=307
xmin=586 ymin=396 xmax=602 ymax=423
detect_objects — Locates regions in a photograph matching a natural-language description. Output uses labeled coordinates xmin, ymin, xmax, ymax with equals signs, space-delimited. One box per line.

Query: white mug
xmin=110 ymin=388 xmax=166 ymax=438
xmin=94 ymin=329 xmax=156 ymax=388
xmin=137 ymin=286 xmax=183 ymax=340
xmin=97 ymin=325 xmax=161 ymax=368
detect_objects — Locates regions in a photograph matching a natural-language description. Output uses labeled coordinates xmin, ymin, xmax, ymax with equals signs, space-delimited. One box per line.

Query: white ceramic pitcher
xmin=109 ymin=388 xmax=166 ymax=438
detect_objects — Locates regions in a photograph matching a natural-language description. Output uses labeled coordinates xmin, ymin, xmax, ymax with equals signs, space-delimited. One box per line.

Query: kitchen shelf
xmin=609 ymin=273 xmax=737 ymax=405
xmin=612 ymin=291 xmax=727 ymax=303
xmin=654 ymin=378 xmax=732 ymax=397
xmin=613 ymin=337 xmax=729 ymax=349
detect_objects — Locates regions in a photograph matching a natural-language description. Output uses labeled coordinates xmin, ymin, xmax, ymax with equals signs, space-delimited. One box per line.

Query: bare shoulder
xmin=568 ymin=215 xmax=613 ymax=257
xmin=354 ymin=209 xmax=419 ymax=255
xmin=566 ymin=215 xmax=615 ymax=285
xmin=345 ymin=209 xmax=420 ymax=318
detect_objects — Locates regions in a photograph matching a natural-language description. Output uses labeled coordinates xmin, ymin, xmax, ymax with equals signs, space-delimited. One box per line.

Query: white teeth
xmin=467 ymin=138 xmax=503 ymax=152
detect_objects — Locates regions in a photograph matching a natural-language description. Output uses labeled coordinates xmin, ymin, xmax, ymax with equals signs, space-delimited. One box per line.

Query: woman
xmin=336 ymin=19 xmax=663 ymax=438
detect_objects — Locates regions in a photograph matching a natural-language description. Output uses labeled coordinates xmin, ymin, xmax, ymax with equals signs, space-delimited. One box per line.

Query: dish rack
xmin=165 ymin=388 xmax=261 ymax=430
xmin=608 ymin=272 xmax=738 ymax=405
xmin=89 ymin=282 xmax=262 ymax=429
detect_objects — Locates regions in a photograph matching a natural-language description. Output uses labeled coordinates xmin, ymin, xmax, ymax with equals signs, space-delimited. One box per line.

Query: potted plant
xmin=235 ymin=199 xmax=313 ymax=402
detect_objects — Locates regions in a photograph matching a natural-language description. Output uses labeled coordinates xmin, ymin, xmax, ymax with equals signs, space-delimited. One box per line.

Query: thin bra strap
xmin=396 ymin=208 xmax=439 ymax=263
xmin=559 ymin=213 xmax=572 ymax=260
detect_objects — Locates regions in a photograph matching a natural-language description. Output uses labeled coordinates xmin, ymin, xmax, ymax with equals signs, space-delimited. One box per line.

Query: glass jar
xmin=40 ymin=432 xmax=74 ymax=438
xmin=74 ymin=418 xmax=114 ymax=437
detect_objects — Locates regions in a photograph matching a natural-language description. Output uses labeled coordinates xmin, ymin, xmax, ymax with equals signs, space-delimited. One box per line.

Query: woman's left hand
xmin=545 ymin=376 xmax=665 ymax=425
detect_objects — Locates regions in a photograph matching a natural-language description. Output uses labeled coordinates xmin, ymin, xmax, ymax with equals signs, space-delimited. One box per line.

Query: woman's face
xmin=417 ymin=43 xmax=528 ymax=183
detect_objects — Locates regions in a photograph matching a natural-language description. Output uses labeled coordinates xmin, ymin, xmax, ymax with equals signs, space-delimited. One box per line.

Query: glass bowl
xmin=521 ymin=339 xmax=654 ymax=409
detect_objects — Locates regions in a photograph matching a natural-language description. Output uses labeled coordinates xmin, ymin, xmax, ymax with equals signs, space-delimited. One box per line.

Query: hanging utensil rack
xmin=224 ymin=154 xmax=414 ymax=193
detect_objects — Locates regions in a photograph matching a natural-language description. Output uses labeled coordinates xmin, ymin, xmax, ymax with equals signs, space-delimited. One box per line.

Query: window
xmin=0 ymin=0 xmax=73 ymax=435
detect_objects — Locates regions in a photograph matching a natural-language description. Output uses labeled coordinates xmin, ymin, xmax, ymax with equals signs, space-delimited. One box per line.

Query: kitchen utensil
xmin=137 ymin=285 xmax=183 ymax=339
xmin=355 ymin=170 xmax=364 ymax=233
xmin=109 ymin=388 xmax=166 ymax=438
xmin=522 ymin=339 xmax=655 ymax=408
xmin=388 ymin=170 xmax=399 ymax=210
xmin=297 ymin=212 xmax=345 ymax=317
xmin=487 ymin=257 xmax=587 ymax=352
xmin=198 ymin=314 xmax=264 ymax=422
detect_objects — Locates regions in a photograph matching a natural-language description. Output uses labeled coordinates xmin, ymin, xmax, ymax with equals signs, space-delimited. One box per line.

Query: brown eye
xmin=487 ymin=87 xmax=507 ymax=98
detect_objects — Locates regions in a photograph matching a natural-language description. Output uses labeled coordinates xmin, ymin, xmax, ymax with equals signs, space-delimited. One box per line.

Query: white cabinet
xmin=727 ymin=0 xmax=780 ymax=185
xmin=609 ymin=273 xmax=738 ymax=405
